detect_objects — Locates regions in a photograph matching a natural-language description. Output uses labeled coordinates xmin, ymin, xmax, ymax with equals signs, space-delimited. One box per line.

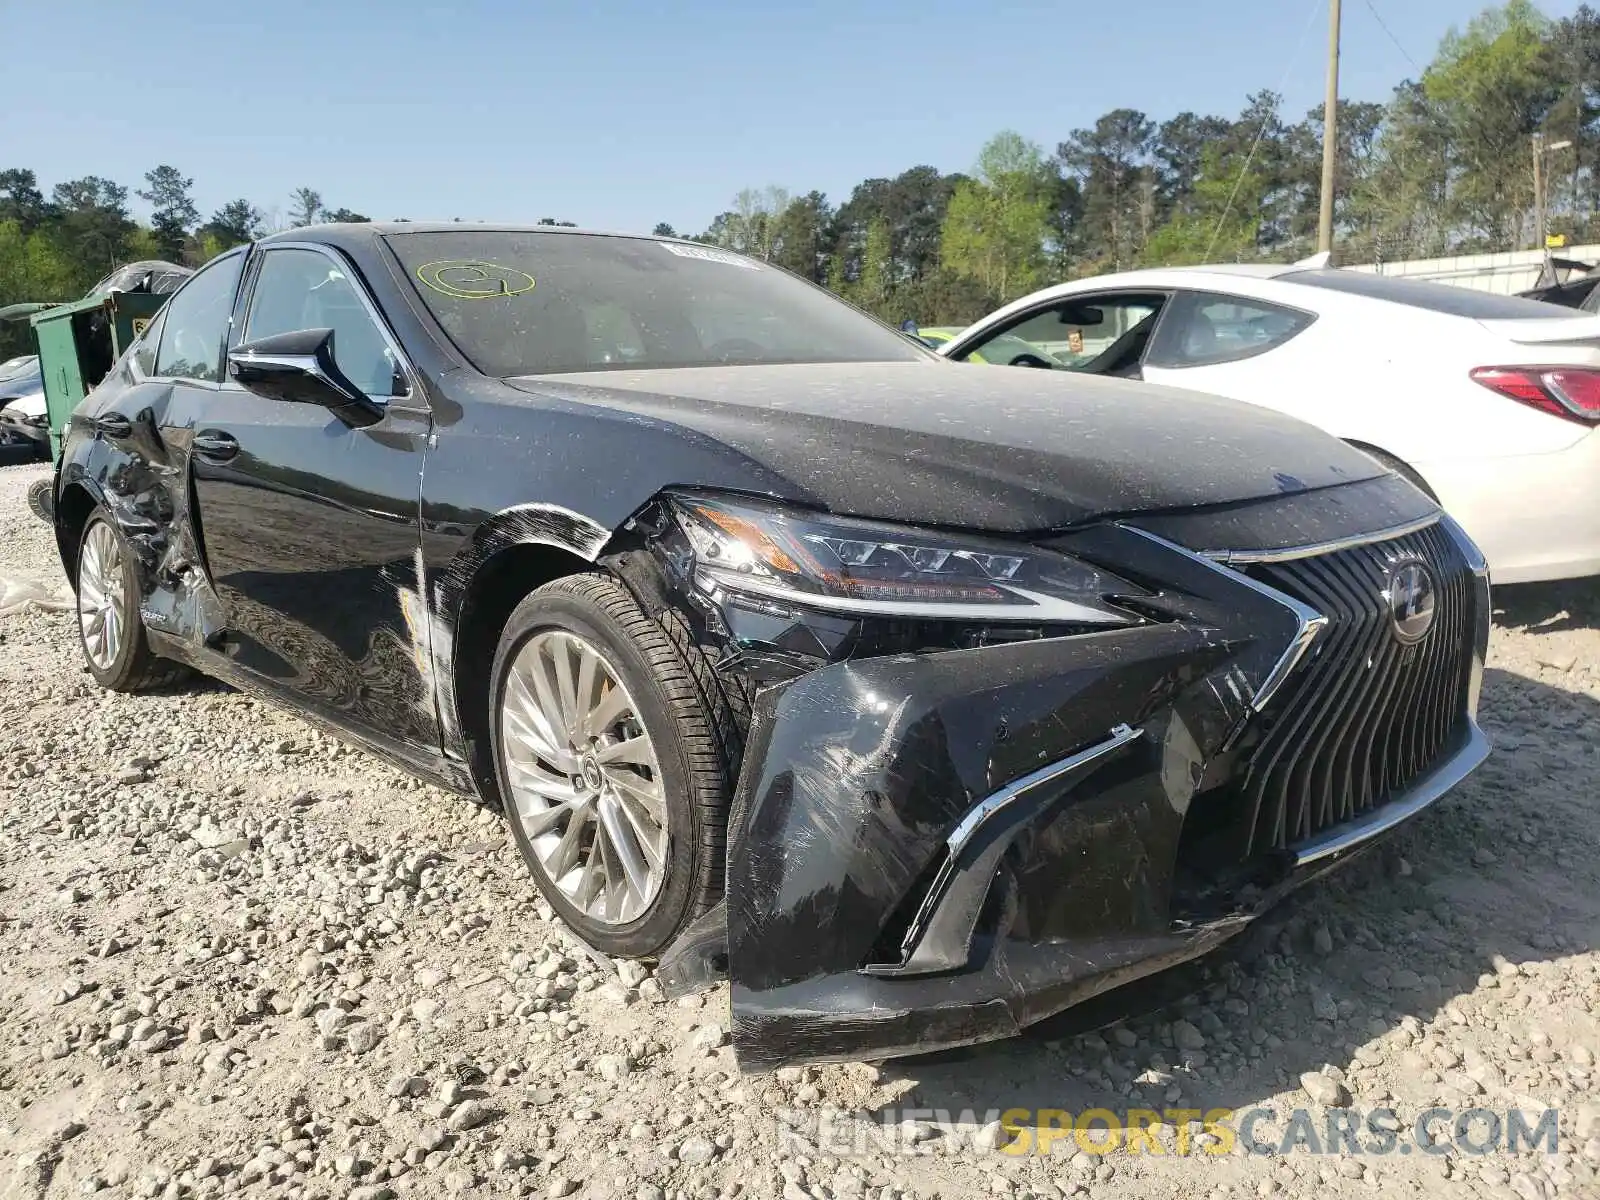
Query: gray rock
xmin=676 ymin=1135 xmax=717 ymax=1165
xmin=386 ymin=1074 xmax=428 ymax=1099
xmin=690 ymin=1024 xmax=728 ymax=1050
xmin=416 ymin=1124 xmax=449 ymax=1152
xmin=595 ymin=1053 xmax=632 ymax=1082
xmin=1171 ymin=1020 xmax=1206 ymax=1051
xmin=1300 ymin=1071 xmax=1352 ymax=1107
xmin=448 ymin=1099 xmax=488 ymax=1132
xmin=972 ymin=1121 xmax=1009 ymax=1151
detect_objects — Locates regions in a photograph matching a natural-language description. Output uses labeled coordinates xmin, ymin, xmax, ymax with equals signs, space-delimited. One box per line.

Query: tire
xmin=75 ymin=510 xmax=188 ymax=692
xmin=489 ymin=572 xmax=739 ymax=958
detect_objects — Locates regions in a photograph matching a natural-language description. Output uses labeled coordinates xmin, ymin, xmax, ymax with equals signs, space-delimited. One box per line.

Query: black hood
xmin=506 ymin=360 xmax=1386 ymax=532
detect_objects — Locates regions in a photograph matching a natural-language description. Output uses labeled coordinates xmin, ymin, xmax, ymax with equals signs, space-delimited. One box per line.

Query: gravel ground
xmin=1 ymin=459 xmax=1598 ymax=1200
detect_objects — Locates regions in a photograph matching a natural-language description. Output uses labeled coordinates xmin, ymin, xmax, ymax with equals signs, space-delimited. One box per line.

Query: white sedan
xmin=936 ymin=265 xmax=1600 ymax=583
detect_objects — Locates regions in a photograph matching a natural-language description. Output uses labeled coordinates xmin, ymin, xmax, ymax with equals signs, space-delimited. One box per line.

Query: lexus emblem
xmin=1385 ymin=561 xmax=1437 ymax=644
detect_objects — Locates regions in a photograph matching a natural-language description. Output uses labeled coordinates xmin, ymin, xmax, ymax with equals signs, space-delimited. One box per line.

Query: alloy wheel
xmin=500 ymin=629 xmax=669 ymax=926
xmin=78 ymin=522 xmax=124 ymax=671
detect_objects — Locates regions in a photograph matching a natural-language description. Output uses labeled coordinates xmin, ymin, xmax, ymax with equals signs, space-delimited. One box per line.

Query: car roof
xmin=260 ymin=222 xmax=682 ymax=253
xmin=1062 ymin=263 xmax=1308 ymax=289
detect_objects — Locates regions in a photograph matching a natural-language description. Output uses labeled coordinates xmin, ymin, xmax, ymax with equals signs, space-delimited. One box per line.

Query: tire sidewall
xmin=490 ymin=585 xmax=700 ymax=958
xmin=77 ymin=512 xmax=142 ymax=689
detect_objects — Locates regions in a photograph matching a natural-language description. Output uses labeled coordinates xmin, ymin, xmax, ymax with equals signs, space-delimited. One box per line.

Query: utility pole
xmin=1533 ymin=135 xmax=1574 ymax=263
xmin=1533 ymin=133 xmax=1545 ymax=259
xmin=1318 ymin=0 xmax=1342 ymax=260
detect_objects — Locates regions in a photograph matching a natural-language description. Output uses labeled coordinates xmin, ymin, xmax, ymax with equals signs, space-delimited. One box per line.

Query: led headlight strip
xmin=671 ymin=493 xmax=1138 ymax=626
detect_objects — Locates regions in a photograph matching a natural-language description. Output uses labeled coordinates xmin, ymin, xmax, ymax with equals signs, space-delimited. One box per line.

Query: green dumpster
xmin=29 ymin=291 xmax=168 ymax=462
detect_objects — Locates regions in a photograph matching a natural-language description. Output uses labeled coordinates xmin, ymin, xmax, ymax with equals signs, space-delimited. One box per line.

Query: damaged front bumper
xmin=653 ymin=515 xmax=1492 ymax=1072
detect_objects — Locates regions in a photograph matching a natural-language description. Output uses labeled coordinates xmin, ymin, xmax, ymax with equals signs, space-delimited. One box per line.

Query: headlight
xmin=670 ymin=493 xmax=1139 ymax=625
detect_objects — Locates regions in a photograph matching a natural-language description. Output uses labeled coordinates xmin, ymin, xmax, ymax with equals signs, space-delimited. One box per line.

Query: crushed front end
xmin=618 ymin=479 xmax=1491 ymax=1071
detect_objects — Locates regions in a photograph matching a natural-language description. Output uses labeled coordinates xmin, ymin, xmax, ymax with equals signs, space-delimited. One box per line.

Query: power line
xmin=1205 ymin=0 xmax=1326 ymax=261
xmin=1362 ymin=0 xmax=1421 ymax=74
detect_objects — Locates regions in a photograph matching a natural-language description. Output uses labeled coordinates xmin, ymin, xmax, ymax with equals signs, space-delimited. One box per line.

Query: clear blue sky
xmin=5 ymin=0 xmax=1584 ymax=235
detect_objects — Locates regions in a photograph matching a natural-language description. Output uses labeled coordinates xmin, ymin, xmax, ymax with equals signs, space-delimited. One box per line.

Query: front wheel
xmin=489 ymin=573 xmax=736 ymax=958
xmin=75 ymin=510 xmax=186 ymax=692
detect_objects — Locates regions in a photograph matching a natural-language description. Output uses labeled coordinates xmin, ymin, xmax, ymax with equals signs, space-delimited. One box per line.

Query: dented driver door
xmin=181 ymin=244 xmax=441 ymax=767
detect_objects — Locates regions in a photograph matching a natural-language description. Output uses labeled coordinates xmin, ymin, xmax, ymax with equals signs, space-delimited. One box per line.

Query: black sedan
xmin=51 ymin=224 xmax=1491 ymax=1070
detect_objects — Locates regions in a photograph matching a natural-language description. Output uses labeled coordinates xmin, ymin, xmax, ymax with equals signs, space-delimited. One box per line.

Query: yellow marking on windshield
xmin=415 ymin=260 xmax=536 ymax=300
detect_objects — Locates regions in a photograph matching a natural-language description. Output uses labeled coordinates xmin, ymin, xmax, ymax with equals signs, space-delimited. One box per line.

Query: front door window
xmin=244 ymin=248 xmax=406 ymax=397
xmin=956 ymin=293 xmax=1168 ymax=377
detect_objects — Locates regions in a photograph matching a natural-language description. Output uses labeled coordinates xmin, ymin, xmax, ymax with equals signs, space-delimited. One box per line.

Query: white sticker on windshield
xmin=658 ymin=242 xmax=759 ymax=269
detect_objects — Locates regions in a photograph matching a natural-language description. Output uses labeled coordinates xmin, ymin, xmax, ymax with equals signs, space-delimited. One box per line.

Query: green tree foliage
xmin=2 ymin=2 xmax=1599 ymax=351
xmin=768 ymin=191 xmax=831 ymax=281
xmin=136 ymin=165 xmax=198 ymax=261
xmin=1423 ymin=0 xmax=1560 ymax=244
xmin=323 ymin=207 xmax=371 ymax=224
xmin=201 ymin=199 xmax=263 ymax=248
xmin=0 ymin=170 xmax=48 ymax=232
xmin=940 ymin=132 xmax=1052 ymax=301
xmin=288 ymin=187 xmax=323 ymax=228
xmin=49 ymin=177 xmax=135 ymax=283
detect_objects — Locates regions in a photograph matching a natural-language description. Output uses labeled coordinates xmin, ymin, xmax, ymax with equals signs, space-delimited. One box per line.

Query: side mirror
xmin=227 ymin=328 xmax=383 ymax=428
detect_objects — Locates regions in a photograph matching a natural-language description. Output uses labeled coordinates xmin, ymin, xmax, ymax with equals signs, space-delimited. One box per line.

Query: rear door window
xmin=154 ymin=252 xmax=246 ymax=382
xmin=1146 ymin=291 xmax=1315 ymax=368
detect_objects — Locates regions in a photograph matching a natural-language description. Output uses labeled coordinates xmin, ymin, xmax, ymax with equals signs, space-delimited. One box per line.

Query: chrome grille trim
xmin=1200 ymin=512 xmax=1443 ymax=566
xmin=1123 ymin=526 xmax=1328 ymax=713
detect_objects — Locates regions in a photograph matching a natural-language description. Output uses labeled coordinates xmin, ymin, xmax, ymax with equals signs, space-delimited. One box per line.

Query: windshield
xmin=386 ymin=230 xmax=927 ymax=376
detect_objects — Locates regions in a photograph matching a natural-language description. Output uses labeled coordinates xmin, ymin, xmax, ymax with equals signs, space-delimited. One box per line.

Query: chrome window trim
xmin=1122 ymin=525 xmax=1328 ymax=713
xmin=238 ymin=241 xmax=417 ymax=405
xmin=1199 ymin=512 xmax=1442 ymax=566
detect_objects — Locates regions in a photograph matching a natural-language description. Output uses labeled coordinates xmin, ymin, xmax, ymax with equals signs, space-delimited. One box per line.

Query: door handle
xmin=192 ymin=430 xmax=240 ymax=463
xmin=92 ymin=412 xmax=133 ymax=440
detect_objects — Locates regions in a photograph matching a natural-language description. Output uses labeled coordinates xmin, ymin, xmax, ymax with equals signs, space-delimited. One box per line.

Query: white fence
xmin=1344 ymin=245 xmax=1600 ymax=295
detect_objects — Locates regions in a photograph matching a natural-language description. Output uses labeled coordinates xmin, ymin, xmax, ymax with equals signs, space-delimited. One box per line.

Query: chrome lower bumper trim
xmin=1292 ymin=720 xmax=1491 ymax=866
xmin=863 ymin=723 xmax=1145 ymax=977
xmin=944 ymin=723 xmax=1143 ymax=855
